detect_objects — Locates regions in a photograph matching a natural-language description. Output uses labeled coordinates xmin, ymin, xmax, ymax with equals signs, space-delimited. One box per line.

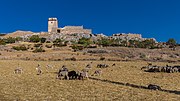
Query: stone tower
xmin=48 ymin=18 xmax=58 ymax=33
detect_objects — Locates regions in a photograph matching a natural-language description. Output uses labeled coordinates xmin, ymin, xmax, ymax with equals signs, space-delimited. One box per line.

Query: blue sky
xmin=0 ymin=0 xmax=179 ymax=43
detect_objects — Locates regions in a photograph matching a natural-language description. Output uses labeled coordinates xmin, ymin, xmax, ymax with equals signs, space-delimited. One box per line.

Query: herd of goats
xmin=141 ymin=63 xmax=180 ymax=73
xmin=14 ymin=63 xmax=112 ymax=80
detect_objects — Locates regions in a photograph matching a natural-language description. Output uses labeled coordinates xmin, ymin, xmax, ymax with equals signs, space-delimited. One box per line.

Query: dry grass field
xmin=0 ymin=60 xmax=180 ymax=101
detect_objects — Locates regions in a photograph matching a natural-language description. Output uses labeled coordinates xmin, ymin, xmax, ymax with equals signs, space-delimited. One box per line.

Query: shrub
xmin=71 ymin=57 xmax=76 ymax=61
xmin=71 ymin=45 xmax=84 ymax=51
xmin=5 ymin=37 xmax=16 ymax=44
xmin=33 ymin=47 xmax=45 ymax=53
xmin=0 ymin=39 xmax=6 ymax=45
xmin=167 ymin=38 xmax=177 ymax=46
xmin=100 ymin=57 xmax=105 ymax=60
xmin=53 ymin=38 xmax=66 ymax=47
xmin=40 ymin=38 xmax=46 ymax=43
xmin=45 ymin=44 xmax=52 ymax=48
xmin=29 ymin=35 xmax=40 ymax=43
xmin=53 ymin=43 xmax=66 ymax=47
xmin=46 ymin=41 xmax=51 ymax=43
xmin=12 ymin=45 xmax=27 ymax=51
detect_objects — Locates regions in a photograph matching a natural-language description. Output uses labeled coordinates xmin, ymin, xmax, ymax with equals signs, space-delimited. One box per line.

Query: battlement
xmin=63 ymin=26 xmax=84 ymax=30
xmin=48 ymin=18 xmax=58 ymax=21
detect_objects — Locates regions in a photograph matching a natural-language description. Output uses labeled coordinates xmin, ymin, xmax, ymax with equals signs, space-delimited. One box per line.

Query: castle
xmin=0 ymin=17 xmax=157 ymax=43
xmin=48 ymin=18 xmax=92 ymax=34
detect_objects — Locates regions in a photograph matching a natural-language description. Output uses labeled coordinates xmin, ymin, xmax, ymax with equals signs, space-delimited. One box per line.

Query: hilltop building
xmin=48 ymin=18 xmax=92 ymax=34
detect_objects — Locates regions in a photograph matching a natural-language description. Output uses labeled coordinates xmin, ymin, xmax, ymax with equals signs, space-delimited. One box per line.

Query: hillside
xmin=3 ymin=31 xmax=34 ymax=38
xmin=0 ymin=44 xmax=179 ymax=63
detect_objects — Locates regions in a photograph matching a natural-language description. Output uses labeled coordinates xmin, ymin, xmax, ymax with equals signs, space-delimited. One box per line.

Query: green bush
xmin=12 ymin=45 xmax=27 ymax=51
xmin=33 ymin=47 xmax=45 ymax=53
xmin=40 ymin=38 xmax=46 ymax=43
xmin=167 ymin=38 xmax=177 ymax=45
xmin=29 ymin=35 xmax=40 ymax=43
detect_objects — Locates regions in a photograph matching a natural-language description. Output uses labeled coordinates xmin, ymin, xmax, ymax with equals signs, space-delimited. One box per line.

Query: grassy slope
xmin=0 ymin=60 xmax=180 ymax=100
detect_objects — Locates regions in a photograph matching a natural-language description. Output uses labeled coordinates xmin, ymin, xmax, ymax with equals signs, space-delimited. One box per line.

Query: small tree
xmin=167 ymin=38 xmax=177 ymax=46
xmin=29 ymin=35 xmax=40 ymax=43
xmin=40 ymin=38 xmax=46 ymax=43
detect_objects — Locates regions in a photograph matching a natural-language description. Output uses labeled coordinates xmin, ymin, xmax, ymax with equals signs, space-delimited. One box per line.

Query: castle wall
xmin=58 ymin=26 xmax=92 ymax=34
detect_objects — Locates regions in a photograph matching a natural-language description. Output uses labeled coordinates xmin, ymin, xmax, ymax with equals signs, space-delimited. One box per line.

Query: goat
xmin=14 ymin=68 xmax=23 ymax=74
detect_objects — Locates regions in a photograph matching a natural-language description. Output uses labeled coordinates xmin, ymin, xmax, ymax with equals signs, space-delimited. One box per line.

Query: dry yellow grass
xmin=0 ymin=60 xmax=180 ymax=101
